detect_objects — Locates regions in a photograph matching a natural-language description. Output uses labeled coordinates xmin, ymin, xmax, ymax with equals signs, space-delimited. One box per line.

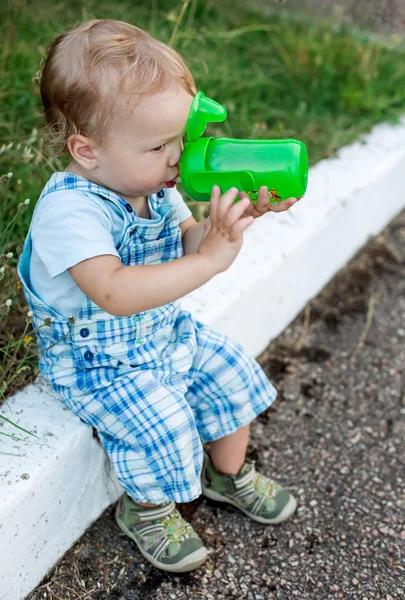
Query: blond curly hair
xmin=36 ymin=19 xmax=196 ymax=156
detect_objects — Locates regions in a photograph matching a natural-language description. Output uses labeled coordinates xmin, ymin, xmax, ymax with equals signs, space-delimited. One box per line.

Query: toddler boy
xmin=18 ymin=19 xmax=298 ymax=573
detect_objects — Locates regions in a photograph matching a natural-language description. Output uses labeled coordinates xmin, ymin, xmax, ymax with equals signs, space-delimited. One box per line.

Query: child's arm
xmin=69 ymin=253 xmax=215 ymax=316
xmin=68 ymin=187 xmax=252 ymax=317
xmin=181 ymin=217 xmax=210 ymax=255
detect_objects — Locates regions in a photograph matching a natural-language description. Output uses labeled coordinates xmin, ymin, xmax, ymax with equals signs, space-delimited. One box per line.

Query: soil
xmin=26 ymin=209 xmax=405 ymax=600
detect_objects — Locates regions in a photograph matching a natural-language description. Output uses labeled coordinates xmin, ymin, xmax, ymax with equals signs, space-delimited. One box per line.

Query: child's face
xmin=93 ymin=82 xmax=194 ymax=199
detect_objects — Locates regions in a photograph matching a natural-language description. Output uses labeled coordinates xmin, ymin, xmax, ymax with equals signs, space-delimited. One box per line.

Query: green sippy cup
xmin=180 ymin=91 xmax=308 ymax=203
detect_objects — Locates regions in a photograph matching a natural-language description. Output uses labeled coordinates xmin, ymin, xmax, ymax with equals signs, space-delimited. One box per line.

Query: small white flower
xmin=0 ymin=267 xmax=4 ymax=274
xmin=7 ymin=172 xmax=13 ymax=178
xmin=27 ymin=310 xmax=33 ymax=318
xmin=24 ymin=198 xmax=30 ymax=205
xmin=5 ymin=299 xmax=12 ymax=307
xmin=6 ymin=252 xmax=13 ymax=259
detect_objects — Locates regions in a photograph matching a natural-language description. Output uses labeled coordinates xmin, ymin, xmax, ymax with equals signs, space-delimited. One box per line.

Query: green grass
xmin=1 ymin=0 xmax=405 ymax=406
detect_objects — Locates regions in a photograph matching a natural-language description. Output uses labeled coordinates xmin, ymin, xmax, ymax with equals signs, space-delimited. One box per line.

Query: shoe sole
xmin=114 ymin=506 xmax=208 ymax=573
xmin=201 ymin=483 xmax=298 ymax=524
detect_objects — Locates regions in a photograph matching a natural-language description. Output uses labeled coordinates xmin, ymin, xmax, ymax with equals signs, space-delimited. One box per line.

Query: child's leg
xmin=133 ymin=421 xmax=251 ymax=504
xmin=61 ymin=370 xmax=209 ymax=571
xmin=209 ymin=423 xmax=250 ymax=475
xmin=133 ymin=421 xmax=249 ymax=506
xmin=185 ymin=319 xmax=277 ymax=447
xmin=85 ymin=371 xmax=205 ymax=505
xmin=183 ymin=320 xmax=297 ymax=524
xmin=136 ymin=421 xmax=250 ymax=500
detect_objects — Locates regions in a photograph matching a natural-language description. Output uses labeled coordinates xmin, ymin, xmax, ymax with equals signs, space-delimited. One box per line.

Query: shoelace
xmin=235 ymin=461 xmax=278 ymax=501
xmin=251 ymin=472 xmax=278 ymax=500
xmin=141 ymin=506 xmax=194 ymax=560
xmin=161 ymin=511 xmax=192 ymax=543
xmin=137 ymin=503 xmax=192 ymax=545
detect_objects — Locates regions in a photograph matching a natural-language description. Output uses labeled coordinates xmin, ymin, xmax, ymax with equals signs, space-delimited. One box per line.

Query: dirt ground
xmin=26 ymin=208 xmax=405 ymax=600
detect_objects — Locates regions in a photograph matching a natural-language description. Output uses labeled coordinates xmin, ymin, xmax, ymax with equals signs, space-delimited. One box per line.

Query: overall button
xmin=79 ymin=327 xmax=90 ymax=338
xmin=125 ymin=203 xmax=133 ymax=212
xmin=84 ymin=350 xmax=93 ymax=361
xmin=157 ymin=189 xmax=165 ymax=198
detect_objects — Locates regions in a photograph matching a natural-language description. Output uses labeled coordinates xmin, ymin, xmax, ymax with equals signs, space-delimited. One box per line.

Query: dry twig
xmin=350 ymin=293 xmax=378 ymax=362
xmin=295 ymin=303 xmax=311 ymax=351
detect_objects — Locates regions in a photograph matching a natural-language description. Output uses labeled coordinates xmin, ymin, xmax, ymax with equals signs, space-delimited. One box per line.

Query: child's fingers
xmin=236 ymin=191 xmax=251 ymax=203
xmin=256 ymin=186 xmax=271 ymax=213
xmin=223 ymin=194 xmax=251 ymax=229
xmin=209 ymin=185 xmax=221 ymax=225
xmin=216 ymin=187 xmax=239 ymax=222
xmin=269 ymin=197 xmax=297 ymax=212
xmin=230 ymin=215 xmax=254 ymax=241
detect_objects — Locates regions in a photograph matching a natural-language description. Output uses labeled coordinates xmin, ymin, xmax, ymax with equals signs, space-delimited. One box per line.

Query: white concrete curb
xmin=1 ymin=117 xmax=405 ymax=600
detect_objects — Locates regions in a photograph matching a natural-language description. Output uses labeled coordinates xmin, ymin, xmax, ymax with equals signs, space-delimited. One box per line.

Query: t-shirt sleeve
xmin=31 ymin=190 xmax=121 ymax=279
xmin=165 ymin=186 xmax=192 ymax=223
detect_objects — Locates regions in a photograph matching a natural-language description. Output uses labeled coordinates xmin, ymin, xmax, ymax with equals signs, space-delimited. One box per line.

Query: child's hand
xmin=197 ymin=186 xmax=254 ymax=273
xmin=237 ymin=186 xmax=302 ymax=219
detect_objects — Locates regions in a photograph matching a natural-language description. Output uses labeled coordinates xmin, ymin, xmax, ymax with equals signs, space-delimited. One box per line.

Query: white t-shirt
xmin=30 ymin=177 xmax=192 ymax=318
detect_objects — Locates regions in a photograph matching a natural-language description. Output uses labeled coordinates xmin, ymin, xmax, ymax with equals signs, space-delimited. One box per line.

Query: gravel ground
xmin=27 ymin=209 xmax=405 ymax=600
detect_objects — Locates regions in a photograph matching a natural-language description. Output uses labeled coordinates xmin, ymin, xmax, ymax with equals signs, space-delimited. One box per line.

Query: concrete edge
xmin=1 ymin=117 xmax=405 ymax=600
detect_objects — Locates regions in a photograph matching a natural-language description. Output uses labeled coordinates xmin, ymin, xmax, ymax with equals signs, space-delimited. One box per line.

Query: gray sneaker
xmin=115 ymin=493 xmax=208 ymax=573
xmin=201 ymin=451 xmax=297 ymax=524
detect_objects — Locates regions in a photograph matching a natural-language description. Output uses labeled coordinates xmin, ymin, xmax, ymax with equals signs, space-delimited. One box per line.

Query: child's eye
xmin=152 ymin=144 xmax=166 ymax=152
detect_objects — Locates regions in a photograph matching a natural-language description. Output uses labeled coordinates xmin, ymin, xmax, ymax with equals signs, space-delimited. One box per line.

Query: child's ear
xmin=67 ymin=134 xmax=99 ymax=170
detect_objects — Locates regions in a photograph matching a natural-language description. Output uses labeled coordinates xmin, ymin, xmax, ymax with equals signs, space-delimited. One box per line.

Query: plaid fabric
xmin=18 ymin=173 xmax=277 ymax=504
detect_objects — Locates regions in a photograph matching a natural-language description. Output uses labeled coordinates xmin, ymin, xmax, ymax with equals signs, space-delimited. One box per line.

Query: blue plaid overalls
xmin=18 ymin=174 xmax=277 ymax=504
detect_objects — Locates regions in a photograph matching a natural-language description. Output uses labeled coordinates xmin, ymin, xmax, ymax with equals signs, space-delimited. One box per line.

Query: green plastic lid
xmin=186 ymin=91 xmax=227 ymax=142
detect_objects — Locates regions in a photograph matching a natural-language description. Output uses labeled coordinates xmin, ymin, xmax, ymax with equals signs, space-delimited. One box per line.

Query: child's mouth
xmin=164 ymin=175 xmax=180 ymax=188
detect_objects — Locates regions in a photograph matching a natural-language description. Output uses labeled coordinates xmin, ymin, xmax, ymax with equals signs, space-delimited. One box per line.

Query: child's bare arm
xmin=68 ymin=187 xmax=253 ymax=317
xmin=68 ymin=252 xmax=216 ymax=317
xmin=182 ymin=217 xmax=210 ymax=255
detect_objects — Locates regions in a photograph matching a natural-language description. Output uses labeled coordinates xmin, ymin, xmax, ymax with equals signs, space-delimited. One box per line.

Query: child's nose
xmin=168 ymin=140 xmax=184 ymax=167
